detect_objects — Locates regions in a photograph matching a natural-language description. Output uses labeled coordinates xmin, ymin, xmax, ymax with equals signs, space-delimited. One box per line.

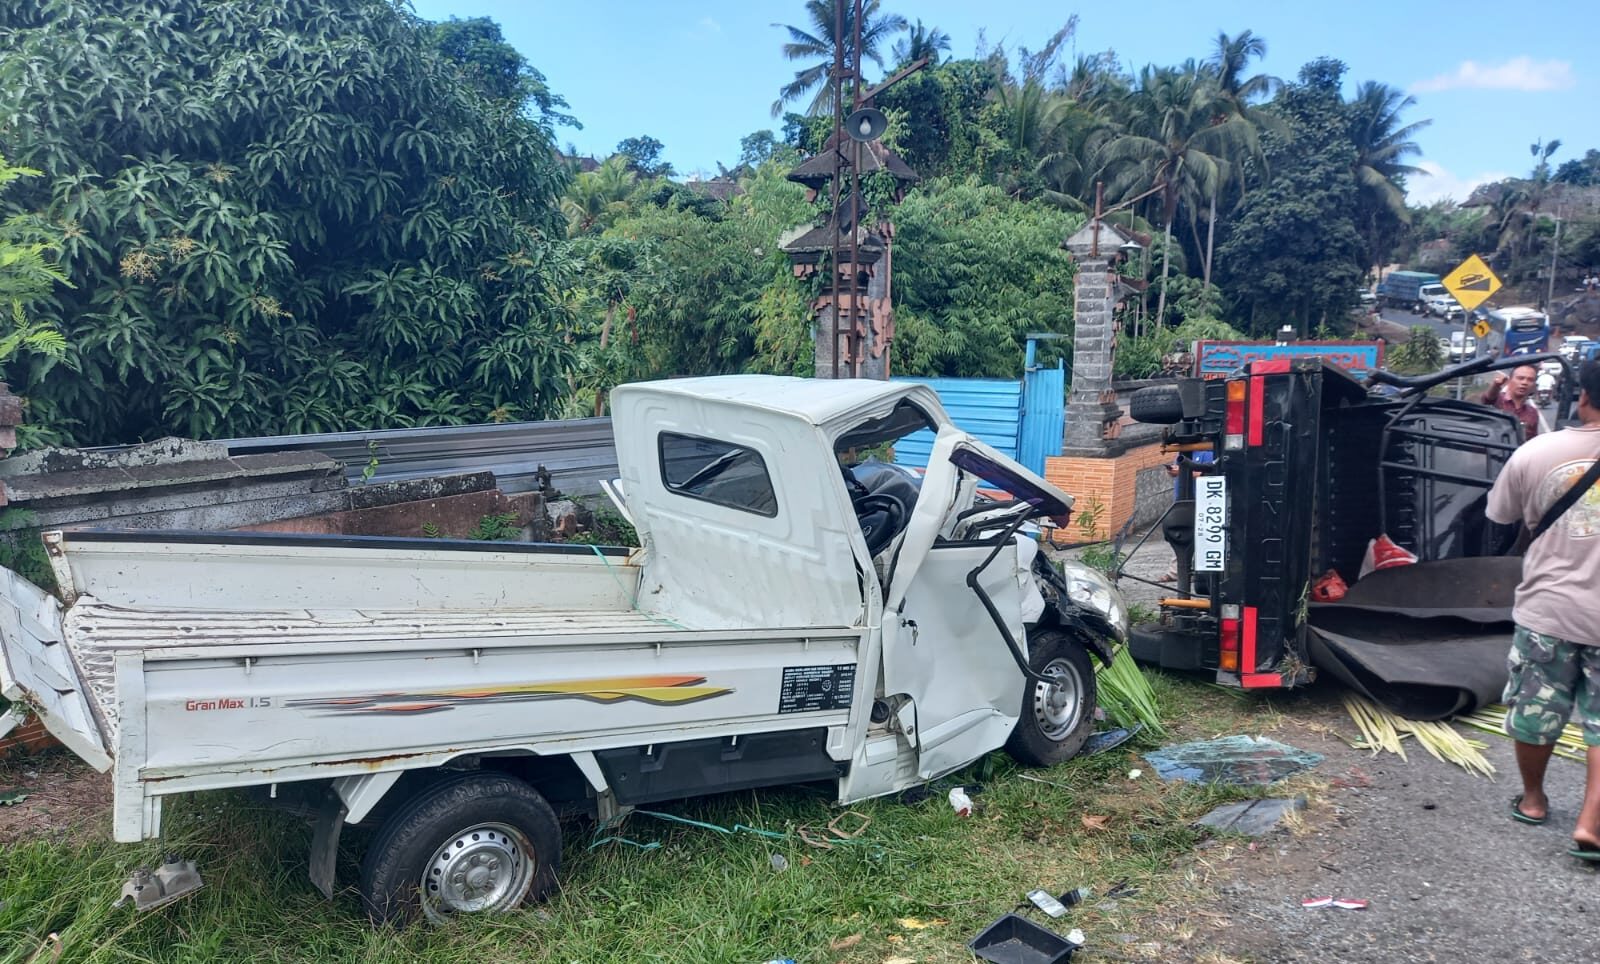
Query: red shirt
xmin=1479 ymin=391 xmax=1541 ymax=442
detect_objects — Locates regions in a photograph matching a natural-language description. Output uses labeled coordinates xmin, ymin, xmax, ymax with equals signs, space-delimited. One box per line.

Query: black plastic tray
xmin=967 ymin=912 xmax=1077 ymax=964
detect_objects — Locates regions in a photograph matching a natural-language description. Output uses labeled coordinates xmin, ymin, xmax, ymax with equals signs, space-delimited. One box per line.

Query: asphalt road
xmin=1378 ymin=307 xmax=1473 ymax=341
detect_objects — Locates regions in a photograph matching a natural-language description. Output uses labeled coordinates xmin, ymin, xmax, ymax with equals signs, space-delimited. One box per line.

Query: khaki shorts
xmin=1503 ymin=625 xmax=1600 ymax=747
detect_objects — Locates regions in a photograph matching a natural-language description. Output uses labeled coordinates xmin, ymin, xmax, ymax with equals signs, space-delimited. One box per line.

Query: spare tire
xmin=1129 ymin=384 xmax=1184 ymax=424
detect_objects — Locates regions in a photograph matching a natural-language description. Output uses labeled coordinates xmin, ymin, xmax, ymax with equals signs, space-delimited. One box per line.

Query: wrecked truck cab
xmin=1 ymin=375 xmax=1126 ymax=926
xmin=1121 ymin=353 xmax=1576 ymax=704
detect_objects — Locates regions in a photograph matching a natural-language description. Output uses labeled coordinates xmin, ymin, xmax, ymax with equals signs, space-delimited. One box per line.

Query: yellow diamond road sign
xmin=1442 ymin=254 xmax=1502 ymax=312
xmin=1473 ymin=318 xmax=1491 ymax=338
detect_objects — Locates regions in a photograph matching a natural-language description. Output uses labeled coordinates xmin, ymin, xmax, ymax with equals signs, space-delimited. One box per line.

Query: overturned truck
xmin=1123 ymin=353 xmax=1580 ymax=719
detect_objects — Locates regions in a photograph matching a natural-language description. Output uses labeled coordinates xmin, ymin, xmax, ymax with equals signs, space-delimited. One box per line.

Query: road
xmin=1378 ymin=306 xmax=1473 ymax=340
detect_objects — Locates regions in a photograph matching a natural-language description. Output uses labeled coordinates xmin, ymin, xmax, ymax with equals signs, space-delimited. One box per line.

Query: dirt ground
xmin=0 ymin=750 xmax=112 ymax=845
xmin=1148 ymin=689 xmax=1597 ymax=964
xmin=1061 ymin=538 xmax=1600 ymax=964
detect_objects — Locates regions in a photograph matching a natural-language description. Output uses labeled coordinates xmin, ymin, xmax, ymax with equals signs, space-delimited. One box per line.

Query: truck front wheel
xmin=1004 ymin=631 xmax=1096 ymax=767
xmin=360 ymin=772 xmax=561 ymax=926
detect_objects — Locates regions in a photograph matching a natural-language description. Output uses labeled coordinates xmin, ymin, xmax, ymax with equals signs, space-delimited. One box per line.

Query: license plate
xmin=1193 ymin=475 xmax=1227 ymax=572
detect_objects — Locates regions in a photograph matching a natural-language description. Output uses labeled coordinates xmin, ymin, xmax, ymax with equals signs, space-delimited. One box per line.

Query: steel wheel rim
xmin=1031 ymin=657 xmax=1083 ymax=741
xmin=421 ymin=821 xmax=535 ymax=922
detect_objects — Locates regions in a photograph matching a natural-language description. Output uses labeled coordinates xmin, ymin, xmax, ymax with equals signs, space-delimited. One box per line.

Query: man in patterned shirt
xmin=1487 ymin=359 xmax=1600 ymax=861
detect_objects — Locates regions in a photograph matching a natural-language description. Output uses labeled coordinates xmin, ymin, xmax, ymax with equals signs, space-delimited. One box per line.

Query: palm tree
xmin=1099 ymin=64 xmax=1259 ymax=325
xmin=560 ymin=157 xmax=635 ymax=236
xmin=1198 ymin=31 xmax=1280 ymax=290
xmin=771 ymin=0 xmax=907 ymax=117
xmin=1208 ymin=31 xmax=1279 ymax=111
xmin=1348 ymin=81 xmax=1430 ymax=274
xmin=892 ymin=18 xmax=949 ymax=67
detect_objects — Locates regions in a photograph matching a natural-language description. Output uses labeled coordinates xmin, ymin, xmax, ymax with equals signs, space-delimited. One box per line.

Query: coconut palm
xmin=1347 ymin=81 xmax=1430 ymax=274
xmin=1100 ymin=64 xmax=1259 ymax=325
xmin=561 ymin=156 xmax=636 ymax=236
xmin=771 ymin=0 xmax=907 ymax=117
xmin=1197 ymin=31 xmax=1280 ymax=290
xmin=892 ymin=19 xmax=950 ymax=67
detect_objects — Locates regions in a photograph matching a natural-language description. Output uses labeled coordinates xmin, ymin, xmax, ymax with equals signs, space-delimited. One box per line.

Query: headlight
xmin=1056 ymin=560 xmax=1130 ymax=643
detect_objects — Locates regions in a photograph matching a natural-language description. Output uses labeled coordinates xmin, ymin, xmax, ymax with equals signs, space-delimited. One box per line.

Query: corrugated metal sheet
xmin=891 ymin=378 xmax=1022 ymax=470
xmin=224 ymin=418 xmax=619 ymax=496
xmin=1019 ymin=362 xmax=1065 ymax=475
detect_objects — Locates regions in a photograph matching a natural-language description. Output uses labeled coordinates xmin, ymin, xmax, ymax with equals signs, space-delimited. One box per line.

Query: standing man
xmin=1488 ymin=359 xmax=1600 ymax=862
xmin=1479 ymin=364 xmax=1542 ymax=442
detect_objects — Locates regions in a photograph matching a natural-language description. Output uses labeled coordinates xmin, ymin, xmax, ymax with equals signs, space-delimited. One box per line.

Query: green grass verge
xmin=0 ymin=677 xmax=1282 ymax=964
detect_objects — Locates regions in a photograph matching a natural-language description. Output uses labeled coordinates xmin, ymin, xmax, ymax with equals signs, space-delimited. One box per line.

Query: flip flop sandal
xmin=1510 ymin=794 xmax=1547 ymax=826
xmin=1569 ymin=842 xmax=1600 ymax=863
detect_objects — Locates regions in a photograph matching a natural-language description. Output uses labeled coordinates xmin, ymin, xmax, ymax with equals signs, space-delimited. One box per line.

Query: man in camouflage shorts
xmin=1486 ymin=359 xmax=1600 ymax=861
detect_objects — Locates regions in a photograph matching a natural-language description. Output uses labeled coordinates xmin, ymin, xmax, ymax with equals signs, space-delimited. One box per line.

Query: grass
xmin=0 ymin=676 xmax=1290 ymax=964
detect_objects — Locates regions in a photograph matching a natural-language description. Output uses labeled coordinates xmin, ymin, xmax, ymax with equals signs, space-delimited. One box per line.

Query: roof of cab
xmin=613 ymin=375 xmax=948 ymax=428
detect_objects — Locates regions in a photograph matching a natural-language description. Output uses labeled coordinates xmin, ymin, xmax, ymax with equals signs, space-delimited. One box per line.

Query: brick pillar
xmin=1062 ymin=222 xmax=1129 ymax=454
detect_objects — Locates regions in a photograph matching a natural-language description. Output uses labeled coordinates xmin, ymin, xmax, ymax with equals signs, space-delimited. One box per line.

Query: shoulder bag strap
xmin=1530 ymin=455 xmax=1600 ymax=542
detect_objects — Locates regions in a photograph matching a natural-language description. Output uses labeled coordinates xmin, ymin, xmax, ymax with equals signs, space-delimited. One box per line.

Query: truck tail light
xmin=1224 ymin=380 xmax=1246 ymax=450
xmin=1219 ymin=603 xmax=1241 ymax=672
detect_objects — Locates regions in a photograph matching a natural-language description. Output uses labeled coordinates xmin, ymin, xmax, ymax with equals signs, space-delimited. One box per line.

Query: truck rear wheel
xmin=360 ymin=772 xmax=560 ymax=926
xmin=1004 ymin=630 xmax=1096 ymax=767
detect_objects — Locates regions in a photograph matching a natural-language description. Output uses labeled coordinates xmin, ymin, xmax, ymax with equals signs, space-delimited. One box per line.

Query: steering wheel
xmin=841 ymin=463 xmax=910 ymax=555
xmin=855 ymin=493 xmax=908 ymax=556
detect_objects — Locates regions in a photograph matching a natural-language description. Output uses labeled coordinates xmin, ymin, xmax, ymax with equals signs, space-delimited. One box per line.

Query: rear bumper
xmin=1129 ymin=623 xmax=1300 ymax=690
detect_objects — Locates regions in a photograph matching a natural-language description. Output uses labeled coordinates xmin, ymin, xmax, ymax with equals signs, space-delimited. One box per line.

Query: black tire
xmin=1004 ymin=630 xmax=1097 ymax=767
xmin=1129 ymin=384 xmax=1184 ymax=424
xmin=360 ymin=771 xmax=560 ymax=927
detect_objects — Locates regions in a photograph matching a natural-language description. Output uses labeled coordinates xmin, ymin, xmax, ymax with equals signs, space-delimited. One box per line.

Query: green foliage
xmin=1115 ymin=314 xmax=1246 ymax=379
xmin=1075 ymin=543 xmax=1124 ymax=574
xmin=0 ymin=510 xmax=55 ymax=594
xmin=1215 ymin=59 xmax=1367 ymax=335
xmin=614 ymin=136 xmax=674 ymax=178
xmin=426 ymin=16 xmax=577 ymax=129
xmin=467 ymin=511 xmax=521 ymax=541
xmin=0 ymin=0 xmax=575 ymax=445
xmin=563 ymin=502 xmax=639 ymax=547
xmin=891 ymin=179 xmax=1082 ymax=377
xmin=1386 ymin=325 xmax=1445 ymax=374
xmin=0 ymin=157 xmax=69 ymax=376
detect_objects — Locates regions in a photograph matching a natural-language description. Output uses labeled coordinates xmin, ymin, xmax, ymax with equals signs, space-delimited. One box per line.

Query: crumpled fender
xmin=1046 ymin=602 xmax=1118 ymax=668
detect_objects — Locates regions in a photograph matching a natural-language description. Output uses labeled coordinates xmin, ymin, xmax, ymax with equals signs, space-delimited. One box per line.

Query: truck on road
xmin=1375 ymin=270 xmax=1443 ymax=311
xmin=0 ymin=376 xmax=1127 ymax=925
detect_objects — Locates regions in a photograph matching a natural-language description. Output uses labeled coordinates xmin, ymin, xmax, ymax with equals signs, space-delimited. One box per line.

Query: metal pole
xmin=848 ymin=0 xmax=863 ymax=377
xmin=1546 ymin=207 xmax=1563 ymax=317
xmin=828 ymin=0 xmax=845 ymax=378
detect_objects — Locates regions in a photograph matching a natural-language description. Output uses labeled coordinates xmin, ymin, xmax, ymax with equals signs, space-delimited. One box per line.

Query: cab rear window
xmin=657 ymin=432 xmax=778 ymax=517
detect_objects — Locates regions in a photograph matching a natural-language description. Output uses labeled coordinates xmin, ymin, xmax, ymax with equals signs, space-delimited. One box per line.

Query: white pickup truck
xmin=0 ymin=376 xmax=1128 ymax=924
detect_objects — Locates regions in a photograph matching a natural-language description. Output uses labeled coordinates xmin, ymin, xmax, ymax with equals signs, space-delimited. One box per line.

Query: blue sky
xmin=410 ymin=0 xmax=1593 ymax=205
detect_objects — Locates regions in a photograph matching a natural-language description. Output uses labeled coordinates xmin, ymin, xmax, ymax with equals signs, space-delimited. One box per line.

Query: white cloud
xmin=1411 ymin=57 xmax=1575 ymax=93
xmin=698 ymin=16 xmax=721 ymax=34
xmin=1407 ymin=160 xmax=1511 ymax=206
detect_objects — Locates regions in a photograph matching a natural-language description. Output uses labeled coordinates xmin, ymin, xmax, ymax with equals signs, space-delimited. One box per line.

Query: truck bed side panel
xmin=132 ymin=628 xmax=862 ymax=787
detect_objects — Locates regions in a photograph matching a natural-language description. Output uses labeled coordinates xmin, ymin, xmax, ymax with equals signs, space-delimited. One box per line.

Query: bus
xmin=1486 ymin=307 xmax=1550 ymax=356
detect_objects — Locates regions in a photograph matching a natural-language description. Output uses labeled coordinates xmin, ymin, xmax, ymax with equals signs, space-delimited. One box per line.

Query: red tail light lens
xmin=1219 ymin=616 xmax=1241 ymax=672
xmin=1224 ymin=380 xmax=1246 ymax=448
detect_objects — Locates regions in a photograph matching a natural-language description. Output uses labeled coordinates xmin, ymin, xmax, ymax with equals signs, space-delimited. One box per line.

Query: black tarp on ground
xmin=1306 ymin=556 xmax=1520 ymax=720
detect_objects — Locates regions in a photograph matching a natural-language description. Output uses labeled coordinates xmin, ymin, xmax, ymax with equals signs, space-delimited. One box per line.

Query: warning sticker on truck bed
xmin=778 ymin=664 xmax=856 ymax=714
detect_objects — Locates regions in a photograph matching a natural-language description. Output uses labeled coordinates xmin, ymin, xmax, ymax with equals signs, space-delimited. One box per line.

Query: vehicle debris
xmin=113 ymin=857 xmax=203 ymax=912
xmin=968 ymin=912 xmax=1080 ymax=963
xmin=1143 ymin=736 xmax=1323 ymax=785
xmin=1194 ymin=797 xmax=1306 ymax=836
